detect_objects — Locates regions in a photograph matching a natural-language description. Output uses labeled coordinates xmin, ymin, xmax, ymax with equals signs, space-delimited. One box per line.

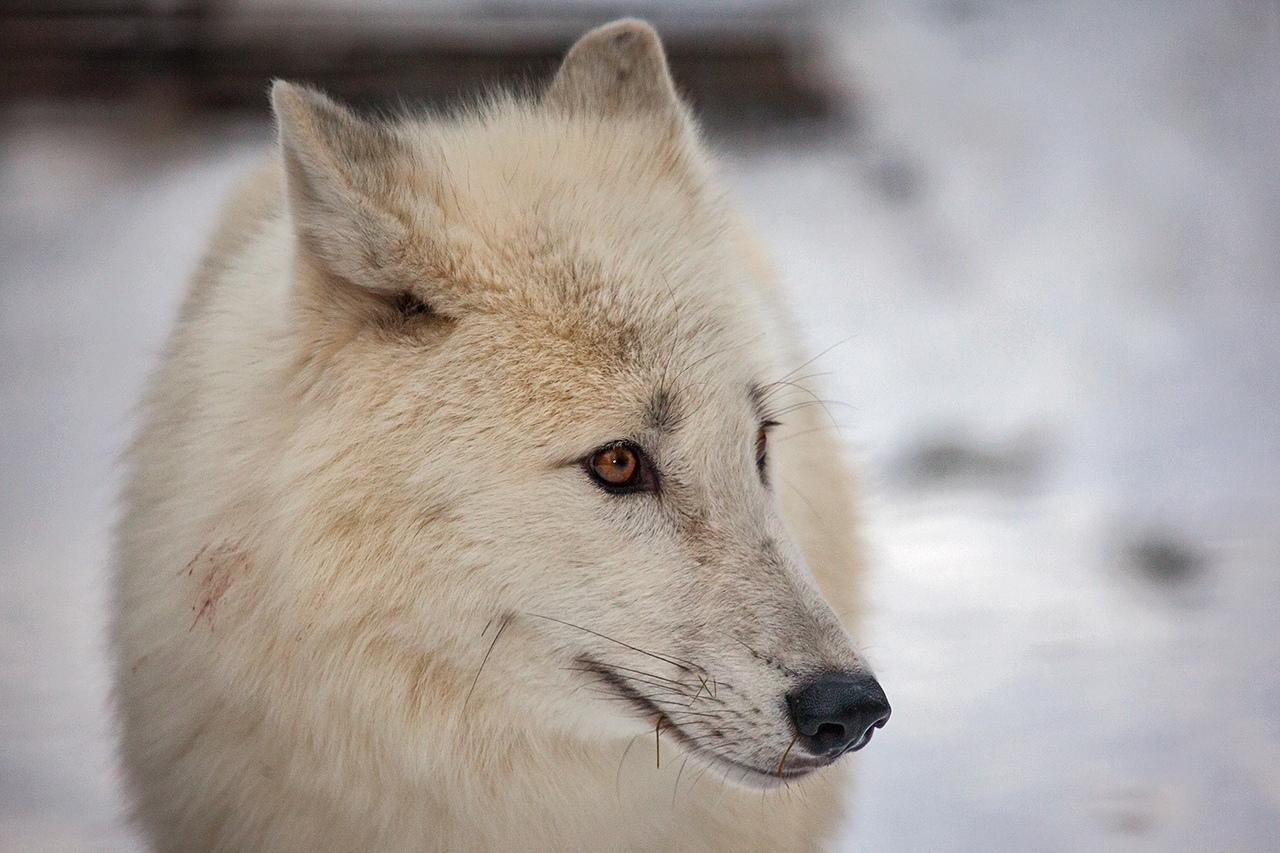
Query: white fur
xmin=112 ymin=19 xmax=872 ymax=852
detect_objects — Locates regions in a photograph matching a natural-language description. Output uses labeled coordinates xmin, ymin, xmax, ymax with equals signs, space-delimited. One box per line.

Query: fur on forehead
xmin=403 ymin=103 xmax=726 ymax=312
xmin=271 ymin=19 xmax=735 ymax=330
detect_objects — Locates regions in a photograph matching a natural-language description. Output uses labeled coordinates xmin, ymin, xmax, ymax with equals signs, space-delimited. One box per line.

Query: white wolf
xmin=111 ymin=18 xmax=889 ymax=853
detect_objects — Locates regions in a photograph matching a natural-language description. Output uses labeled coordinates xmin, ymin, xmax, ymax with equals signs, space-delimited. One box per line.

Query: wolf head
xmin=266 ymin=19 xmax=886 ymax=788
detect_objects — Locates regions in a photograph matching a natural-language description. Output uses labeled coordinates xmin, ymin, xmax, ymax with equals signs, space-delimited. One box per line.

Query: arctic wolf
xmin=111 ymin=18 xmax=889 ymax=853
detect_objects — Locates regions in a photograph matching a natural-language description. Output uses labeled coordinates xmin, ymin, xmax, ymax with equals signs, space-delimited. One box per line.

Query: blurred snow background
xmin=2 ymin=1 xmax=1278 ymax=850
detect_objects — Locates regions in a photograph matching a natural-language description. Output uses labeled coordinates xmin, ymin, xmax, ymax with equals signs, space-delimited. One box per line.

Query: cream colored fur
xmin=112 ymin=19 xmax=873 ymax=852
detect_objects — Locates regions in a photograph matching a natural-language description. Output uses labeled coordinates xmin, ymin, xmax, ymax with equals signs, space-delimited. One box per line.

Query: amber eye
xmin=586 ymin=442 xmax=651 ymax=492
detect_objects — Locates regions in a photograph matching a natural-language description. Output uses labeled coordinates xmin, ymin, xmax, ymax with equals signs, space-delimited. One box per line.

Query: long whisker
xmin=463 ymin=614 xmax=511 ymax=711
xmin=567 ymin=669 xmax=693 ymax=703
xmin=581 ymin=687 xmax=729 ymax=722
xmin=756 ymin=375 xmax=832 ymax=410
xmin=596 ymin=662 xmax=693 ymax=690
xmin=759 ymin=369 xmax=833 ymax=392
xmin=526 ymin=612 xmax=701 ymax=673
xmin=568 ymin=660 xmax=691 ymax=696
xmin=772 ymin=424 xmax=849 ymax=444
xmin=770 ymin=397 xmax=854 ymax=414
xmin=616 ymin=732 xmax=642 ymax=801
xmin=769 ymin=335 xmax=856 ymax=386
xmin=655 ymin=708 xmax=722 ymax=719
xmin=770 ymin=398 xmax=852 ymax=428
xmin=780 ymin=475 xmax=840 ymax=531
xmin=672 ymin=756 xmax=690 ymax=808
xmin=687 ymin=758 xmax=714 ymax=794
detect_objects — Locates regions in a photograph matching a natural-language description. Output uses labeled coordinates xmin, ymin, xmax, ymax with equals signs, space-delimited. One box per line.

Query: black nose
xmin=786 ymin=672 xmax=891 ymax=757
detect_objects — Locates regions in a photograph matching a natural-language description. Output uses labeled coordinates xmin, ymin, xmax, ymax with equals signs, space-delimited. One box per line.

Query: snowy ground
xmin=2 ymin=2 xmax=1278 ymax=851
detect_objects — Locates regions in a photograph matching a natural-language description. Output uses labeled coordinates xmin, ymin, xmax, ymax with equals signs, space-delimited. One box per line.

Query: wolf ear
xmin=545 ymin=19 xmax=688 ymax=130
xmin=271 ymin=81 xmax=435 ymax=305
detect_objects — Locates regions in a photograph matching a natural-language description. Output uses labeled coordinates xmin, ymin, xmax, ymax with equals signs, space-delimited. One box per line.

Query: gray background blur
xmin=2 ymin=1 xmax=1278 ymax=851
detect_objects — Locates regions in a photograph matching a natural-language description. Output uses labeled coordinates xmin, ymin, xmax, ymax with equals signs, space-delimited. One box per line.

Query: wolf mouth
xmin=580 ymin=657 xmax=822 ymax=785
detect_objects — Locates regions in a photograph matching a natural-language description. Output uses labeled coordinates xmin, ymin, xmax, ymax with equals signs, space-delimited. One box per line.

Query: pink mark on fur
xmin=187 ymin=542 xmax=248 ymax=631
xmin=179 ymin=544 xmax=209 ymax=577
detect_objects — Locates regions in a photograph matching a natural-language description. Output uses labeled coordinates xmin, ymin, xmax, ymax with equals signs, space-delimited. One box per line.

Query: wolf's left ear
xmin=272 ymin=81 xmax=441 ymax=307
xmin=544 ymin=19 xmax=690 ymax=136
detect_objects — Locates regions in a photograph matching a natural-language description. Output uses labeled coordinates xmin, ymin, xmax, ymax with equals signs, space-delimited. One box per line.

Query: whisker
xmin=762 ymin=369 xmax=833 ymax=390
xmin=776 ymin=734 xmax=800 ymax=777
xmin=769 ymin=335 xmax=856 ymax=387
xmin=730 ymin=634 xmax=763 ymax=659
xmin=616 ymin=732 xmax=642 ymax=800
xmin=565 ymin=666 xmax=692 ymax=698
xmin=655 ymin=719 xmax=662 ymax=769
xmin=565 ymin=666 xmax=696 ymax=701
xmin=771 ymin=397 xmax=854 ymax=412
xmin=671 ymin=731 xmax=724 ymax=742
xmin=687 ymin=759 xmax=714 ymax=794
xmin=770 ymin=398 xmax=853 ymax=427
xmin=576 ymin=661 xmax=692 ymax=690
xmin=756 ymin=375 xmax=831 ymax=410
xmin=526 ymin=612 xmax=701 ymax=673
xmin=583 ymin=686 xmax=680 ymax=701
xmin=772 ymin=424 xmax=850 ymax=444
xmin=672 ymin=756 xmax=690 ymax=808
xmin=780 ymin=476 xmax=821 ymax=515
xmin=463 ymin=614 xmax=511 ymax=711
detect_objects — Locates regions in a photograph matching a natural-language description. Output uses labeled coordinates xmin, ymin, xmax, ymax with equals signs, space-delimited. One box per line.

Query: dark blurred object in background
xmin=0 ymin=0 xmax=839 ymax=122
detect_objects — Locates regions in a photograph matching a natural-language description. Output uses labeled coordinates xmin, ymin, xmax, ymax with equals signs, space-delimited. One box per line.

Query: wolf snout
xmin=785 ymin=672 xmax=891 ymax=758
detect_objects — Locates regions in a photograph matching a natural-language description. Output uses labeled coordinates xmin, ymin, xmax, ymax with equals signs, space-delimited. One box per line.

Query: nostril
xmin=785 ymin=671 xmax=890 ymax=758
xmin=815 ymin=721 xmax=846 ymax=741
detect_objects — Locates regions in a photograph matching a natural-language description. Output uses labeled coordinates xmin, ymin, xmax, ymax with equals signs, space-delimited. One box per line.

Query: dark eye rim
xmin=757 ymin=419 xmax=781 ymax=479
xmin=583 ymin=440 xmax=658 ymax=495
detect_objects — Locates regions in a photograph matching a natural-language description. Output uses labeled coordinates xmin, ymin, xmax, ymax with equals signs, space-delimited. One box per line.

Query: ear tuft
xmin=545 ymin=18 xmax=683 ymax=119
xmin=270 ymin=79 xmax=325 ymax=139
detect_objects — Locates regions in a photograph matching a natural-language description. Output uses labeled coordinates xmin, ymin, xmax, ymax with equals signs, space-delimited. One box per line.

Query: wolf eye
xmin=757 ymin=420 xmax=780 ymax=480
xmin=585 ymin=442 xmax=653 ymax=493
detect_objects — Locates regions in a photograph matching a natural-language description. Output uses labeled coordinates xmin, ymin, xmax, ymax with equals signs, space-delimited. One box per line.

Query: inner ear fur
xmin=271 ymin=81 xmax=441 ymax=320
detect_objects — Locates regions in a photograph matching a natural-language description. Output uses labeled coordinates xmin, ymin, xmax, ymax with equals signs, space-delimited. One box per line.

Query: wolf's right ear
xmin=544 ymin=19 xmax=690 ymax=136
xmin=271 ymin=81 xmax=442 ymax=311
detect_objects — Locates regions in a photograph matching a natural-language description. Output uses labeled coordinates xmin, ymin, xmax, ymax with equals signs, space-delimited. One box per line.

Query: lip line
xmin=579 ymin=656 xmax=820 ymax=782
